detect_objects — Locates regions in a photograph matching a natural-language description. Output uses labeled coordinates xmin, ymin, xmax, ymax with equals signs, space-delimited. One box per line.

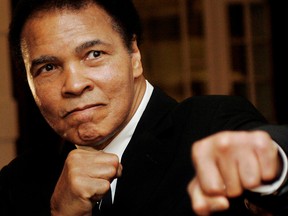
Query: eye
xmin=35 ymin=63 xmax=56 ymax=76
xmin=43 ymin=64 xmax=55 ymax=72
xmin=86 ymin=50 xmax=102 ymax=60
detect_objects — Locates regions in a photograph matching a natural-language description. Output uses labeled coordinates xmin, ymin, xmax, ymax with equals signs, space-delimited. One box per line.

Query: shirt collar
xmin=103 ymin=80 xmax=154 ymax=161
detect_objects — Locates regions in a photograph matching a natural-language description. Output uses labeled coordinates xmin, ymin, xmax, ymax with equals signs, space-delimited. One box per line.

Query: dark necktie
xmin=93 ymin=189 xmax=112 ymax=216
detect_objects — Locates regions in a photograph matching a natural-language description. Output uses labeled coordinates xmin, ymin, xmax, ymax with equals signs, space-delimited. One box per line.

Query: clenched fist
xmin=187 ymin=131 xmax=281 ymax=215
xmin=51 ymin=149 xmax=122 ymax=216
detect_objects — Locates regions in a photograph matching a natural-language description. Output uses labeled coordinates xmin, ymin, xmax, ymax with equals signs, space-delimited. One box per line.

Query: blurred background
xmin=0 ymin=0 xmax=287 ymax=168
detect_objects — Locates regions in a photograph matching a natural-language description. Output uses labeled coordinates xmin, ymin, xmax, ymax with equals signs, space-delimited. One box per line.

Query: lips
xmin=63 ymin=103 xmax=104 ymax=118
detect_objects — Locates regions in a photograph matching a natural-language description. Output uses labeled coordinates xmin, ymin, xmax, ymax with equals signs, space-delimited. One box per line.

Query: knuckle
xmin=99 ymin=180 xmax=111 ymax=193
xmin=192 ymin=141 xmax=203 ymax=162
xmin=192 ymin=202 xmax=209 ymax=216
xmin=66 ymin=150 xmax=82 ymax=163
xmin=110 ymin=154 xmax=120 ymax=165
xmin=204 ymin=187 xmax=219 ymax=196
xmin=254 ymin=137 xmax=268 ymax=148
xmin=265 ymin=172 xmax=278 ymax=181
xmin=217 ymin=141 xmax=230 ymax=153
xmin=70 ymin=176 xmax=85 ymax=195
xmin=108 ymin=165 xmax=118 ymax=177
xmin=252 ymin=131 xmax=271 ymax=147
xmin=263 ymin=165 xmax=278 ymax=181
xmin=202 ymin=183 xmax=224 ymax=196
xmin=216 ymin=135 xmax=232 ymax=153
xmin=226 ymin=187 xmax=243 ymax=198
xmin=242 ymin=177 xmax=261 ymax=189
xmin=72 ymin=175 xmax=83 ymax=188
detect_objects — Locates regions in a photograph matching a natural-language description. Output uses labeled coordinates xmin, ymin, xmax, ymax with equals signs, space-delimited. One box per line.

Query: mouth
xmin=63 ymin=104 xmax=104 ymax=118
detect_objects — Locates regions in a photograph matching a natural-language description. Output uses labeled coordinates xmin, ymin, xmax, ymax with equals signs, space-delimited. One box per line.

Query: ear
xmin=130 ymin=39 xmax=143 ymax=78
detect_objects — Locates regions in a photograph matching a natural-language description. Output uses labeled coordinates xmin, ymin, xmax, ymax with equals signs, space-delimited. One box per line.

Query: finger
xmin=217 ymin=154 xmax=243 ymax=197
xmin=67 ymin=150 xmax=120 ymax=179
xmin=207 ymin=133 xmax=241 ymax=196
xmin=70 ymin=149 xmax=120 ymax=165
xmin=213 ymin=131 xmax=259 ymax=196
xmin=89 ymin=179 xmax=111 ymax=202
xmin=188 ymin=178 xmax=229 ymax=215
xmin=117 ymin=163 xmax=123 ymax=178
xmin=87 ymin=163 xmax=121 ymax=180
xmin=63 ymin=170 xmax=111 ymax=202
xmin=192 ymin=140 xmax=226 ymax=195
xmin=237 ymin=149 xmax=261 ymax=189
xmin=253 ymin=132 xmax=279 ymax=181
xmin=214 ymin=133 xmax=260 ymax=193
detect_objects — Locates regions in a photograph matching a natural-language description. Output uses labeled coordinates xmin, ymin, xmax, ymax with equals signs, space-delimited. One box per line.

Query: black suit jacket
xmin=1 ymin=88 xmax=288 ymax=216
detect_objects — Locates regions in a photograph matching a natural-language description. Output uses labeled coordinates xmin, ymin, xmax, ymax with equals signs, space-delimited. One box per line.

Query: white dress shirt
xmin=103 ymin=80 xmax=153 ymax=202
xmin=100 ymin=80 xmax=287 ymax=201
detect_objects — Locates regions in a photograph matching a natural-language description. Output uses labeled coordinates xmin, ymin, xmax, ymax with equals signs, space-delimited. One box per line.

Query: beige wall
xmin=0 ymin=0 xmax=18 ymax=169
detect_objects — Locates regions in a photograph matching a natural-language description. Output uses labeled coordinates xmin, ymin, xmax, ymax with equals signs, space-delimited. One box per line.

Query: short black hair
xmin=9 ymin=0 xmax=142 ymax=75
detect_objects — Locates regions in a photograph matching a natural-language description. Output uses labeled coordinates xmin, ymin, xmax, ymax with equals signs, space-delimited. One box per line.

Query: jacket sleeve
xmin=244 ymin=124 xmax=288 ymax=215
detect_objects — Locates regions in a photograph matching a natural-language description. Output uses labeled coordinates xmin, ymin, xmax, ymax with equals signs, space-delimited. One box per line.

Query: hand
xmin=50 ymin=149 xmax=122 ymax=216
xmin=187 ymin=131 xmax=281 ymax=215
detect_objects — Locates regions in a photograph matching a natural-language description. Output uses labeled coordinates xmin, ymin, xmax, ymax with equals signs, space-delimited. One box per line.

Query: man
xmin=1 ymin=0 xmax=288 ymax=215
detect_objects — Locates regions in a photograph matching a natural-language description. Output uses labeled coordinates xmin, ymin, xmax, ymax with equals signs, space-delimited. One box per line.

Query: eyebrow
xmin=31 ymin=55 xmax=59 ymax=71
xmin=29 ymin=40 xmax=110 ymax=73
xmin=75 ymin=39 xmax=109 ymax=54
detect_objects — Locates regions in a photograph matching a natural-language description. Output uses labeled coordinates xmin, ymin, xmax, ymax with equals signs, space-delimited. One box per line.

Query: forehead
xmin=20 ymin=4 xmax=117 ymax=50
xmin=25 ymin=3 xmax=113 ymax=28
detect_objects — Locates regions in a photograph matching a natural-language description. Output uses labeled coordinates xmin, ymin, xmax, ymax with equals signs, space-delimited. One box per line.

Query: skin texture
xmin=20 ymin=4 xmax=146 ymax=216
xmin=21 ymin=4 xmax=146 ymax=150
xmin=19 ymin=3 xmax=281 ymax=216
xmin=188 ymin=131 xmax=280 ymax=215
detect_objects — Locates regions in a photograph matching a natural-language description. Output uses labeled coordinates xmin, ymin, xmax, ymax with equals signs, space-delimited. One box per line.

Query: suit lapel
xmin=113 ymin=88 xmax=179 ymax=214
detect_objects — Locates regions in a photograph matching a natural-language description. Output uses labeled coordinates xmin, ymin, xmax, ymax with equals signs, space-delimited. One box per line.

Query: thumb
xmin=188 ymin=178 xmax=229 ymax=215
xmin=117 ymin=163 xmax=123 ymax=178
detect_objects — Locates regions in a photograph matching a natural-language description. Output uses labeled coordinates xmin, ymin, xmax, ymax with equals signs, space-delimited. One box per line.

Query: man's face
xmin=20 ymin=4 xmax=144 ymax=148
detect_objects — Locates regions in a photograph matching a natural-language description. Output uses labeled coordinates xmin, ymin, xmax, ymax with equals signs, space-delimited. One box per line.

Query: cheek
xmin=96 ymin=64 xmax=134 ymax=99
xmin=109 ymin=62 xmax=135 ymax=88
xmin=38 ymin=97 xmax=59 ymax=123
xmin=108 ymin=76 xmax=134 ymax=107
xmin=100 ymin=69 xmax=134 ymax=117
xmin=33 ymin=84 xmax=60 ymax=120
xmin=108 ymin=86 xmax=135 ymax=125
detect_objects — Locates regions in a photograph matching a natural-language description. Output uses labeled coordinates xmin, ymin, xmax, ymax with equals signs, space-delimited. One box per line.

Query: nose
xmin=61 ymin=64 xmax=94 ymax=97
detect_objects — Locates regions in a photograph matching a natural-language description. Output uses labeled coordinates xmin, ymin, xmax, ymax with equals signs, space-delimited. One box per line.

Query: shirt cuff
xmin=250 ymin=141 xmax=288 ymax=195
